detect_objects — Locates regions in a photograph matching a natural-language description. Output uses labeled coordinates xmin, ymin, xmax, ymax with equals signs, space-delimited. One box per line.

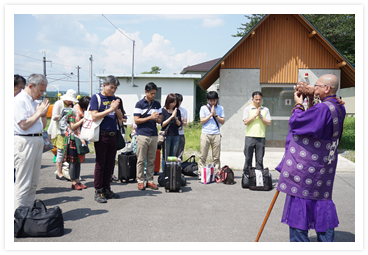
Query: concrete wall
xmin=114 ymin=77 xmax=196 ymax=125
xmin=219 ymin=69 xmax=261 ymax=151
xmin=340 ymin=87 xmax=355 ymax=114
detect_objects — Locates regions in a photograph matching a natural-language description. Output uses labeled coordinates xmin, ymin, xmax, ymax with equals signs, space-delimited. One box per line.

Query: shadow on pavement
xmin=62 ymin=208 xmax=109 ymax=221
xmin=41 ymin=196 xmax=84 ymax=207
xmin=37 ymin=187 xmax=73 ymax=194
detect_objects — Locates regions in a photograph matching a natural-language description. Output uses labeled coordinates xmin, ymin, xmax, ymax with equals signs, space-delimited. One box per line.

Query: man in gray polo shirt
xmin=14 ymin=74 xmax=49 ymax=210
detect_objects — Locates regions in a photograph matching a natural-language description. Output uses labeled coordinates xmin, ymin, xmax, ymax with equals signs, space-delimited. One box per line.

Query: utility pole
xmin=89 ymin=55 xmax=93 ymax=97
xmin=76 ymin=66 xmax=81 ymax=95
xmin=131 ymin=40 xmax=138 ymax=87
xmin=42 ymin=52 xmax=52 ymax=77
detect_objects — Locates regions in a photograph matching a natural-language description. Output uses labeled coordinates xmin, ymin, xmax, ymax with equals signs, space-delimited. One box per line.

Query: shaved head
xmin=318 ymin=74 xmax=339 ymax=94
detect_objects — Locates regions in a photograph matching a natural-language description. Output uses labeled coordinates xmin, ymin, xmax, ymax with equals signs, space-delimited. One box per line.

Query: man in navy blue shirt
xmin=90 ymin=75 xmax=123 ymax=203
xmin=134 ymin=82 xmax=162 ymax=190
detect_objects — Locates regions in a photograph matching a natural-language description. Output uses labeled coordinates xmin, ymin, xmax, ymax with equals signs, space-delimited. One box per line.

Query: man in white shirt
xmin=14 ymin=74 xmax=49 ymax=210
xmin=175 ymin=93 xmax=187 ymax=160
xmin=198 ymin=91 xmax=225 ymax=178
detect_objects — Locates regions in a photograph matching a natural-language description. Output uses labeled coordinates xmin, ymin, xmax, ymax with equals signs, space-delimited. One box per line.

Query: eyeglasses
xmin=314 ymin=84 xmax=328 ymax=88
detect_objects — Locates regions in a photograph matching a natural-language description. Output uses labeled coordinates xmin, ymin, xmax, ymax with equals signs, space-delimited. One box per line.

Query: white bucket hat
xmin=61 ymin=89 xmax=78 ymax=102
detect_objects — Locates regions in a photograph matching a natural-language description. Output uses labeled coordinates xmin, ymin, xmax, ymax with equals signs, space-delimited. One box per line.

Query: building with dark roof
xmin=197 ymin=14 xmax=355 ymax=149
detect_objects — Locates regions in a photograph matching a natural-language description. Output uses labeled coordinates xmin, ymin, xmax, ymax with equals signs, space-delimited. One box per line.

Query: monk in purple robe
xmin=276 ymin=74 xmax=346 ymax=242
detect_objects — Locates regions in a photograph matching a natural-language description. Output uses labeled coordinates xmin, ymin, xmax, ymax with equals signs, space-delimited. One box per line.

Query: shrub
xmin=339 ymin=117 xmax=355 ymax=150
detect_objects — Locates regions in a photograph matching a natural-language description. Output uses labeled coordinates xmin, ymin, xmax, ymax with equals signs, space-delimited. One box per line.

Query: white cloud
xmin=202 ymin=18 xmax=225 ymax=28
xmin=34 ymin=15 xmax=100 ymax=48
xmin=100 ymin=30 xmax=207 ymax=74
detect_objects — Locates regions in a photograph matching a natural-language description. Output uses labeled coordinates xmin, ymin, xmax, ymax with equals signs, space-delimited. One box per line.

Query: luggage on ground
xmin=241 ymin=173 xmax=250 ymax=188
xmin=118 ymin=152 xmax=137 ymax=183
xmin=164 ymin=161 xmax=182 ymax=192
xmin=215 ymin=165 xmax=234 ymax=184
xmin=201 ymin=164 xmax=216 ymax=184
xmin=181 ymin=155 xmax=198 ymax=176
xmin=245 ymin=167 xmax=273 ymax=191
xmin=14 ymin=199 xmax=64 ymax=238
xmin=154 ymin=147 xmax=161 ymax=175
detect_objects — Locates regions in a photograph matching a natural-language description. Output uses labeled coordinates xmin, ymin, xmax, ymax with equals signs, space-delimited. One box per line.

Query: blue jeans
xmin=289 ymin=227 xmax=335 ymax=242
xmin=162 ymin=135 xmax=180 ymax=173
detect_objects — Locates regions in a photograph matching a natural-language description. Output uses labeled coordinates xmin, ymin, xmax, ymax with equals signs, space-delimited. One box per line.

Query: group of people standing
xmin=14 ymin=72 xmax=346 ymax=242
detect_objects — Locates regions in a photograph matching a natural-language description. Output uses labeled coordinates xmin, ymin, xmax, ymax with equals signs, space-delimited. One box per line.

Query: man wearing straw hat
xmin=48 ymin=89 xmax=79 ymax=181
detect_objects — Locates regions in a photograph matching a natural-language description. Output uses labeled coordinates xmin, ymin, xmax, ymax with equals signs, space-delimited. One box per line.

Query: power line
xmin=14 ymin=53 xmax=42 ymax=61
xmin=102 ymin=14 xmax=133 ymax=42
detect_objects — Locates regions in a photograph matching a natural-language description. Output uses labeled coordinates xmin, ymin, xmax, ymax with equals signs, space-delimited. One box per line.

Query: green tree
xmin=141 ymin=66 xmax=161 ymax=74
xmin=232 ymin=14 xmax=265 ymax=37
xmin=232 ymin=14 xmax=355 ymax=64
xmin=304 ymin=14 xmax=355 ymax=64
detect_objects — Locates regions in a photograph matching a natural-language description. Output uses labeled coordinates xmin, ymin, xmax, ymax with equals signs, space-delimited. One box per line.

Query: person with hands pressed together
xmin=198 ymin=91 xmax=225 ymax=179
xmin=90 ymin=75 xmax=123 ymax=203
xmin=161 ymin=93 xmax=182 ymax=172
xmin=14 ymin=74 xmax=49 ymax=210
xmin=275 ymin=74 xmax=346 ymax=242
xmin=242 ymin=91 xmax=271 ymax=175
xmin=134 ymin=82 xmax=162 ymax=190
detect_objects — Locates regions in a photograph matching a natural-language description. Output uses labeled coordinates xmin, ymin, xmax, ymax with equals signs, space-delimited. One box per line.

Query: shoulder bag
xmin=80 ymin=94 xmax=103 ymax=142
xmin=116 ymin=118 xmax=126 ymax=150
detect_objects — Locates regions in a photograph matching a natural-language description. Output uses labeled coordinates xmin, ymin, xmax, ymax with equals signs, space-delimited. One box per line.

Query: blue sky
xmin=14 ymin=12 xmax=247 ymax=94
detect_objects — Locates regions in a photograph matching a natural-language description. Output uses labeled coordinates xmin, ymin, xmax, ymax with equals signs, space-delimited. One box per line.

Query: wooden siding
xmin=222 ymin=14 xmax=339 ymax=84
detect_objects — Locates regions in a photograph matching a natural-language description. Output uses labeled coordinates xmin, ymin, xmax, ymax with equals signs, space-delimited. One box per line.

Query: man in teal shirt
xmin=242 ymin=91 xmax=271 ymax=174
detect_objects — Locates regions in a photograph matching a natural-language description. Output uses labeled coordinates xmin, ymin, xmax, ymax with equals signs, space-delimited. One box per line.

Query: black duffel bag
xmin=181 ymin=155 xmax=198 ymax=176
xmin=248 ymin=167 xmax=273 ymax=191
xmin=14 ymin=199 xmax=64 ymax=238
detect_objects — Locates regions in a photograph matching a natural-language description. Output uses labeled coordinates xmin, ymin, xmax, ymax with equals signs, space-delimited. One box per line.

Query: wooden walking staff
xmin=255 ymin=190 xmax=280 ymax=242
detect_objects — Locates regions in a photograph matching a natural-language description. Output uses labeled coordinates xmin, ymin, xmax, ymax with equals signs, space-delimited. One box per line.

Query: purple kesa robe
xmin=275 ymin=96 xmax=346 ymax=232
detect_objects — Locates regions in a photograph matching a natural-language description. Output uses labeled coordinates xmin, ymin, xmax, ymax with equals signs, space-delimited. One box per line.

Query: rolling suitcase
xmin=164 ymin=161 xmax=182 ymax=193
xmin=118 ymin=153 xmax=137 ymax=183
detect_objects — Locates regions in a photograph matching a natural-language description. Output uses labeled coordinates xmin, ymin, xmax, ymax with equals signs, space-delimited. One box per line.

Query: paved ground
xmin=14 ymin=148 xmax=355 ymax=244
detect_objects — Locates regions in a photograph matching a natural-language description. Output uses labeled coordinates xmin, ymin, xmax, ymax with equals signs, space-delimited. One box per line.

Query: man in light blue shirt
xmin=198 ymin=91 xmax=225 ymax=178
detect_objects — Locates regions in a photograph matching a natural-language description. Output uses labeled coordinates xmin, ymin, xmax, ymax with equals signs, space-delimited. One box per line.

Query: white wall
xmin=114 ymin=77 xmax=196 ymax=125
xmin=340 ymin=87 xmax=355 ymax=114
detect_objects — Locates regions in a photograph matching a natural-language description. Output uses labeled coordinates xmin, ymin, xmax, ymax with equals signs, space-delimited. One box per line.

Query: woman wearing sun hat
xmin=47 ymin=89 xmax=79 ymax=180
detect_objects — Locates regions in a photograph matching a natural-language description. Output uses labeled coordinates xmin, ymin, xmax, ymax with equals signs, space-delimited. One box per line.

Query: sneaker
xmin=111 ymin=175 xmax=119 ymax=182
xmin=95 ymin=189 xmax=107 ymax=203
xmin=72 ymin=183 xmax=82 ymax=190
xmin=146 ymin=182 xmax=158 ymax=190
xmin=104 ymin=188 xmax=119 ymax=199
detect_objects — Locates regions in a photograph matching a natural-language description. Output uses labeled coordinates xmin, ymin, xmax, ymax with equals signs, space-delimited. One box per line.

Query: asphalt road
xmin=13 ymin=151 xmax=355 ymax=245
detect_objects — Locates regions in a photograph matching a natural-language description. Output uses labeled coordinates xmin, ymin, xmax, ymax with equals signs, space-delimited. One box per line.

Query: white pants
xmin=14 ymin=135 xmax=43 ymax=210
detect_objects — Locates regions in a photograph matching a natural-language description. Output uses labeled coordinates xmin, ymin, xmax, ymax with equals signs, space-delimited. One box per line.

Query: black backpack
xmin=216 ymin=165 xmax=234 ymax=185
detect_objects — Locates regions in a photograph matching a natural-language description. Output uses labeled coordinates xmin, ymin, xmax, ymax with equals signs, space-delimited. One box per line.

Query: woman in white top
xmin=48 ymin=89 xmax=78 ymax=181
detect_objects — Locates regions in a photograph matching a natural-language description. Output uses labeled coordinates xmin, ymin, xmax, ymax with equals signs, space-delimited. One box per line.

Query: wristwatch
xmin=260 ymin=115 xmax=263 ymax=119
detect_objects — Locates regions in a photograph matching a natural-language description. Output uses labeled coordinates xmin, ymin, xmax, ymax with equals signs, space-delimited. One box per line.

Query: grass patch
xmin=339 ymin=117 xmax=355 ymax=150
xmin=183 ymin=120 xmax=202 ymax=153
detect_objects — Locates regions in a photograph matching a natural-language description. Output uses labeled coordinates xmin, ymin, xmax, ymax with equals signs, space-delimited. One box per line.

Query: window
xmin=262 ymin=86 xmax=294 ymax=142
